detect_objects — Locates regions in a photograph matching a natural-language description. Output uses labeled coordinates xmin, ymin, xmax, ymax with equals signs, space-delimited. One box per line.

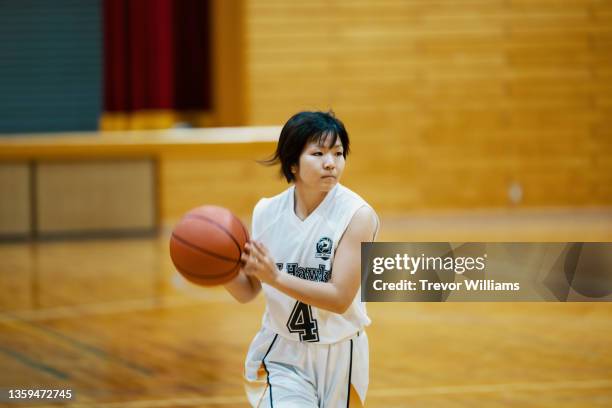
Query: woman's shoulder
xmin=326 ymin=186 xmax=379 ymax=243
xmin=335 ymin=184 xmax=375 ymax=212
xmin=253 ymin=186 xmax=293 ymax=218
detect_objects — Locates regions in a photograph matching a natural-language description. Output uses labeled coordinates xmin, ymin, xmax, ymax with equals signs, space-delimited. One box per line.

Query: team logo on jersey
xmin=315 ymin=237 xmax=333 ymax=260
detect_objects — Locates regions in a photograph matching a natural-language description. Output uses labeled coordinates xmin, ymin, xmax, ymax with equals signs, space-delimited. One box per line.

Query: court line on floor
xmin=0 ymin=345 xmax=70 ymax=381
xmin=20 ymin=378 xmax=612 ymax=407
xmin=9 ymin=318 xmax=154 ymax=376
xmin=0 ymin=293 xmax=234 ymax=324
xmin=367 ymin=378 xmax=612 ymax=397
xmin=0 ymin=317 xmax=153 ymax=377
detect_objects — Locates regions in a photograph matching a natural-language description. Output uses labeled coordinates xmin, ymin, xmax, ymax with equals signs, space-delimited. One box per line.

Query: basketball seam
xmin=175 ymin=261 xmax=240 ymax=281
xmin=183 ymin=213 xmax=243 ymax=256
xmin=231 ymin=212 xmax=250 ymax=243
xmin=171 ymin=233 xmax=238 ymax=263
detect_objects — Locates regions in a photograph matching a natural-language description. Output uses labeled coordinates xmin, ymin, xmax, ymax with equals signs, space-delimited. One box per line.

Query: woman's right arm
xmin=224 ymin=269 xmax=261 ymax=303
xmin=226 ymin=199 xmax=264 ymax=303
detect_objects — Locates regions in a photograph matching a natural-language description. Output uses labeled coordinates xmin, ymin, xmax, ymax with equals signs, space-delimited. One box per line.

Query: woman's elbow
xmin=240 ymin=285 xmax=263 ymax=303
xmin=224 ymin=285 xmax=260 ymax=304
xmin=332 ymin=298 xmax=352 ymax=315
xmin=232 ymin=293 xmax=252 ymax=304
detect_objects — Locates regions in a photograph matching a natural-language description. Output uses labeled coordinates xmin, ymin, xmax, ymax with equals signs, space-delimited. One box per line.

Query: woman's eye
xmin=313 ymin=152 xmax=323 ymax=156
xmin=336 ymin=152 xmax=343 ymax=156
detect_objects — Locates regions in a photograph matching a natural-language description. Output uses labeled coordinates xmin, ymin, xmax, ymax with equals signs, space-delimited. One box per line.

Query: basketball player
xmin=224 ymin=111 xmax=379 ymax=407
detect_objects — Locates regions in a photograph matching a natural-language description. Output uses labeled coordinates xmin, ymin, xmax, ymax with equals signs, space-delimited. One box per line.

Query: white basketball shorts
xmin=243 ymin=327 xmax=368 ymax=407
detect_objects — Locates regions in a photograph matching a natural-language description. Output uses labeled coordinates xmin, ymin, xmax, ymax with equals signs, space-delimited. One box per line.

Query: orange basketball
xmin=169 ymin=206 xmax=249 ymax=286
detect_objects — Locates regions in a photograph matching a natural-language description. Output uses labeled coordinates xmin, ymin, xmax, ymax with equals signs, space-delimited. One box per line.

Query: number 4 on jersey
xmin=287 ymin=301 xmax=319 ymax=342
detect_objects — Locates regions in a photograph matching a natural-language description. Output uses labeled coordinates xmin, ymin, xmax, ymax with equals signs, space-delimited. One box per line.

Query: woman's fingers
xmin=252 ymin=241 xmax=270 ymax=262
xmin=240 ymin=252 xmax=248 ymax=266
xmin=241 ymin=242 xmax=273 ymax=279
xmin=242 ymin=243 xmax=254 ymax=266
xmin=255 ymin=241 xmax=270 ymax=255
xmin=247 ymin=241 xmax=263 ymax=262
xmin=240 ymin=242 xmax=259 ymax=269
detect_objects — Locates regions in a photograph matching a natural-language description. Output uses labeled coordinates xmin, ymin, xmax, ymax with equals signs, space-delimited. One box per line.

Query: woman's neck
xmin=293 ymin=184 xmax=329 ymax=221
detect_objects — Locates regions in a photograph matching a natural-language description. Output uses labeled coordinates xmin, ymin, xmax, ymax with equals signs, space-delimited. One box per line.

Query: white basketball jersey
xmin=251 ymin=183 xmax=376 ymax=344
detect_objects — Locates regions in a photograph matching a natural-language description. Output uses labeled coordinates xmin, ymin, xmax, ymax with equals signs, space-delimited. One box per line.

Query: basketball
xmin=169 ymin=206 xmax=249 ymax=286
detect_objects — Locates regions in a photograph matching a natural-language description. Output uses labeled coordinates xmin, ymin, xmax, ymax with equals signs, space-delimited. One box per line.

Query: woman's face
xmin=293 ymin=133 xmax=345 ymax=192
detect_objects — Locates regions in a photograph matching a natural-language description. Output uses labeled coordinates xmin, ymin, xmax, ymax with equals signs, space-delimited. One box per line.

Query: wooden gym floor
xmin=0 ymin=209 xmax=611 ymax=407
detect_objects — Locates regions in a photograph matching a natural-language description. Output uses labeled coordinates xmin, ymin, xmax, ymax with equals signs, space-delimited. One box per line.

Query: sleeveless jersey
xmin=251 ymin=183 xmax=377 ymax=344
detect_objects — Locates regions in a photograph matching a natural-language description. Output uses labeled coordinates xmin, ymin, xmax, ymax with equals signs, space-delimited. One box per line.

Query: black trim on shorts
xmin=261 ymin=333 xmax=279 ymax=407
xmin=346 ymin=338 xmax=354 ymax=408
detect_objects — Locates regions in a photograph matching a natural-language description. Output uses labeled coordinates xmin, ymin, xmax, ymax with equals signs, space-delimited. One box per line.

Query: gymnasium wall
xmin=1 ymin=1 xmax=611 ymax=236
xmin=0 ymin=0 xmax=101 ymax=133
xmin=243 ymin=0 xmax=612 ymax=211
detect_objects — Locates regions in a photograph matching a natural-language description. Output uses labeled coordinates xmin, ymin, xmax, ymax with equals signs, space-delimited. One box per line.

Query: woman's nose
xmin=323 ymin=154 xmax=336 ymax=169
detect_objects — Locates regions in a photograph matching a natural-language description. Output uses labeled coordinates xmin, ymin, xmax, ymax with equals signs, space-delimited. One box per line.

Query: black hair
xmin=262 ymin=111 xmax=350 ymax=183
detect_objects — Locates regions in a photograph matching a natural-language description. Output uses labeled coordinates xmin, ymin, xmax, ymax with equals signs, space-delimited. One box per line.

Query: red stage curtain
xmin=102 ymin=0 xmax=211 ymax=129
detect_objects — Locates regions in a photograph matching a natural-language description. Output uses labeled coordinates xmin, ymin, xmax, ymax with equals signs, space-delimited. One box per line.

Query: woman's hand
xmin=241 ymin=241 xmax=279 ymax=285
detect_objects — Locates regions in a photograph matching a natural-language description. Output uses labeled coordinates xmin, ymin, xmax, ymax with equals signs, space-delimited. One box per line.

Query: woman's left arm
xmin=242 ymin=206 xmax=378 ymax=314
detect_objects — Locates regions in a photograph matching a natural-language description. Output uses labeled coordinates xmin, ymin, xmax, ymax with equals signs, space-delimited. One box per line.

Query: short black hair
xmin=262 ymin=111 xmax=350 ymax=183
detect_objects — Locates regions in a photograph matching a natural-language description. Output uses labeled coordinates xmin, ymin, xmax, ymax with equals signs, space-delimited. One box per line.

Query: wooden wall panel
xmin=0 ymin=128 xmax=284 ymax=226
xmin=36 ymin=160 xmax=156 ymax=236
xmin=211 ymin=0 xmax=246 ymax=125
xmin=244 ymin=0 xmax=612 ymax=210
xmin=160 ymin=143 xmax=286 ymax=221
xmin=0 ymin=163 xmax=30 ymax=237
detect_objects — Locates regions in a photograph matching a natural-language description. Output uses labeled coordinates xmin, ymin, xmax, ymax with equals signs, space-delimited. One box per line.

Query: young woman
xmin=225 ymin=111 xmax=379 ymax=407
